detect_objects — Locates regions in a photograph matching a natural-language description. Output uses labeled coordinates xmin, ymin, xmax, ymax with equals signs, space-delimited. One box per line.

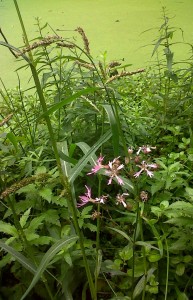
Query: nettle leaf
xmin=185 ymin=187 xmax=193 ymax=202
xmin=165 ymin=217 xmax=193 ymax=227
xmin=0 ymin=221 xmax=18 ymax=237
xmin=84 ymin=223 xmax=97 ymax=232
xmin=81 ymin=205 xmax=93 ymax=216
xmin=32 ymin=236 xmax=53 ymax=246
xmin=25 ymin=215 xmax=45 ymax=232
xmin=17 ymin=183 xmax=37 ymax=195
xmin=42 ymin=209 xmax=60 ymax=226
xmin=4 ymin=199 xmax=33 ymax=219
xmin=19 ymin=208 xmax=31 ymax=228
xmin=25 ymin=233 xmax=39 ymax=242
xmin=39 ymin=187 xmax=52 ymax=202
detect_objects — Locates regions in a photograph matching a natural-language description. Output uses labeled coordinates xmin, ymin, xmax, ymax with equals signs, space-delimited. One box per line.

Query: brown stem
xmin=0 ymin=27 xmax=18 ymax=58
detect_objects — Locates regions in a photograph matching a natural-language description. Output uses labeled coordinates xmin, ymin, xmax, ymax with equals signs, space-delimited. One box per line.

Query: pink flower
xmin=87 ymin=155 xmax=105 ymax=175
xmin=134 ymin=161 xmax=158 ymax=178
xmin=106 ymin=157 xmax=124 ymax=185
xmin=77 ymin=186 xmax=108 ymax=207
xmin=95 ymin=195 xmax=108 ymax=204
xmin=77 ymin=185 xmax=93 ymax=207
xmin=116 ymin=193 xmax=129 ymax=208
xmin=136 ymin=145 xmax=156 ymax=155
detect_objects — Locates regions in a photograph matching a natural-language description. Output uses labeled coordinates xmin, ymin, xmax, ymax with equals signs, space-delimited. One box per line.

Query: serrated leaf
xmin=85 ymin=223 xmax=97 ymax=232
xmin=26 ymin=215 xmax=45 ymax=232
xmin=17 ymin=183 xmax=36 ymax=195
xmin=0 ymin=221 xmax=18 ymax=237
xmin=39 ymin=187 xmax=52 ymax=202
xmin=21 ymin=236 xmax=78 ymax=300
xmin=32 ymin=236 xmax=53 ymax=246
xmin=81 ymin=205 xmax=93 ymax=216
xmin=19 ymin=208 xmax=31 ymax=228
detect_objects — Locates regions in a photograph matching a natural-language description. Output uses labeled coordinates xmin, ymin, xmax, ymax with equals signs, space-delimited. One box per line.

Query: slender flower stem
xmin=95 ymin=175 xmax=102 ymax=293
xmin=131 ymin=202 xmax=140 ymax=300
xmin=139 ymin=204 xmax=147 ymax=300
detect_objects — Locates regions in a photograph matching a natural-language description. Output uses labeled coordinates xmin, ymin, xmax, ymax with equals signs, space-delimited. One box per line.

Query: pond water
xmin=1 ymin=0 xmax=193 ymax=88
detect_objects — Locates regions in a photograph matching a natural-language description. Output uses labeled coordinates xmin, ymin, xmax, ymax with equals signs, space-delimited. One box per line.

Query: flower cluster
xmin=77 ymin=145 xmax=158 ymax=209
xmin=77 ymin=185 xmax=108 ymax=207
xmin=88 ymin=155 xmax=124 ymax=185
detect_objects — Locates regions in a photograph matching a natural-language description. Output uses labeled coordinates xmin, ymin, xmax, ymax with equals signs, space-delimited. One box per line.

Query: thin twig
xmin=0 ymin=27 xmax=18 ymax=58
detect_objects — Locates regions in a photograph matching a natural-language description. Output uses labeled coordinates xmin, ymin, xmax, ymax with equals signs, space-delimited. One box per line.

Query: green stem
xmin=7 ymin=195 xmax=54 ymax=300
xmin=164 ymin=236 xmax=169 ymax=300
xmin=139 ymin=204 xmax=147 ymax=300
xmin=13 ymin=1 xmax=96 ymax=299
xmin=131 ymin=202 xmax=140 ymax=300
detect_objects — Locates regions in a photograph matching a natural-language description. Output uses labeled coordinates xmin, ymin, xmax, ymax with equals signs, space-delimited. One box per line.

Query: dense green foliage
xmin=1 ymin=4 xmax=193 ymax=300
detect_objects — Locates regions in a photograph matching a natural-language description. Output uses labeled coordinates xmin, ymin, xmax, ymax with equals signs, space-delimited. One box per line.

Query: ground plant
xmin=1 ymin=2 xmax=193 ymax=300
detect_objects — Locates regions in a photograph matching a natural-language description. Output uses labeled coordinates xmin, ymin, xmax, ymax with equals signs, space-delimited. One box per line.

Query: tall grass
xmin=1 ymin=3 xmax=193 ymax=300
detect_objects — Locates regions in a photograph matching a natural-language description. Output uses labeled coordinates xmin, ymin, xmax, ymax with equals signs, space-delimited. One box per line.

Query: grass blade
xmin=103 ymin=104 xmax=119 ymax=156
xmin=38 ymin=87 xmax=98 ymax=120
xmin=0 ymin=241 xmax=36 ymax=274
xmin=21 ymin=236 xmax=78 ymax=300
xmin=69 ymin=129 xmax=112 ymax=183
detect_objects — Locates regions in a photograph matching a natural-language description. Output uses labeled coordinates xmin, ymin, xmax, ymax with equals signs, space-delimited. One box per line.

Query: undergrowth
xmin=0 ymin=3 xmax=193 ymax=300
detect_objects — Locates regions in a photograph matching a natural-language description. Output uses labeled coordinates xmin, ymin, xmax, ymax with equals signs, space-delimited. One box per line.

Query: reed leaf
xmin=103 ymin=104 xmax=119 ymax=156
xmin=21 ymin=236 xmax=78 ymax=300
xmin=0 ymin=241 xmax=36 ymax=274
xmin=69 ymin=129 xmax=112 ymax=183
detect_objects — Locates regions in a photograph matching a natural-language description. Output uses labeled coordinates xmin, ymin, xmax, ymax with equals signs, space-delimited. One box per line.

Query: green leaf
xmin=21 ymin=236 xmax=78 ymax=300
xmin=0 ymin=241 xmax=36 ymax=274
xmin=107 ymin=227 xmax=133 ymax=244
xmin=176 ymin=263 xmax=185 ymax=276
xmin=0 ymin=221 xmax=18 ymax=237
xmin=133 ymin=268 xmax=155 ymax=299
xmin=69 ymin=129 xmax=112 ymax=183
xmin=84 ymin=223 xmax=97 ymax=232
xmin=39 ymin=187 xmax=52 ymax=202
xmin=19 ymin=208 xmax=31 ymax=228
xmin=6 ymin=132 xmax=18 ymax=151
xmin=35 ymin=166 xmax=47 ymax=175
xmin=38 ymin=88 xmax=98 ymax=120
xmin=177 ymin=292 xmax=189 ymax=300
xmin=103 ymin=104 xmax=119 ymax=156
xmin=76 ymin=142 xmax=97 ymax=165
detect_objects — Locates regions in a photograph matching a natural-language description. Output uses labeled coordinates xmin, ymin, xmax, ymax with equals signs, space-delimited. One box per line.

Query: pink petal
xmin=116 ymin=176 xmax=124 ymax=185
xmin=146 ymin=170 xmax=154 ymax=177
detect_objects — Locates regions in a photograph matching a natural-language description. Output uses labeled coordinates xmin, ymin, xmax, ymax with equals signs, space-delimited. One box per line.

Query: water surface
xmin=1 ymin=0 xmax=193 ymax=88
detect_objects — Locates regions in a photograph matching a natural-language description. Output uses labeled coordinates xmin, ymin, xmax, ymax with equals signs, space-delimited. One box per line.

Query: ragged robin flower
xmin=134 ymin=161 xmax=158 ymax=178
xmin=87 ymin=155 xmax=107 ymax=175
xmin=136 ymin=145 xmax=156 ymax=155
xmin=116 ymin=193 xmax=129 ymax=208
xmin=77 ymin=186 xmax=108 ymax=207
xmin=106 ymin=157 xmax=124 ymax=185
